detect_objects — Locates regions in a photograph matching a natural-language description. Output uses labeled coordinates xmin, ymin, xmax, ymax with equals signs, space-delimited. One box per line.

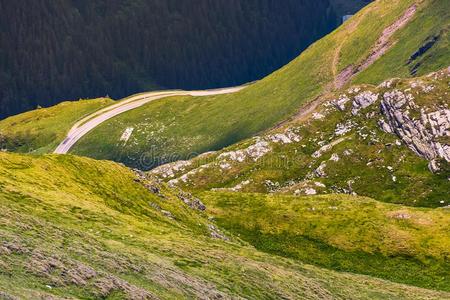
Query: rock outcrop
xmin=352 ymin=91 xmax=379 ymax=115
xmin=380 ymin=89 xmax=450 ymax=172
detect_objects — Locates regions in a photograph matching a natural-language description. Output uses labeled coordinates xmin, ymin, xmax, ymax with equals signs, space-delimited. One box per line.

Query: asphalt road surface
xmin=53 ymin=86 xmax=246 ymax=154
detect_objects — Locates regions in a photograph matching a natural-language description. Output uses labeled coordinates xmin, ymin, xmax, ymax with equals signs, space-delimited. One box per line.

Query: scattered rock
xmin=390 ymin=212 xmax=411 ymax=220
xmin=94 ymin=275 xmax=155 ymax=300
xmin=312 ymin=137 xmax=347 ymax=158
xmin=219 ymin=139 xmax=271 ymax=163
xmin=378 ymin=79 xmax=394 ymax=89
xmin=26 ymin=251 xmax=65 ymax=279
xmin=332 ymin=94 xmax=351 ymax=111
xmin=335 ymin=121 xmax=355 ymax=136
xmin=314 ymin=162 xmax=327 ymax=178
xmin=330 ymin=153 xmax=340 ymax=162
xmin=178 ymin=192 xmax=206 ymax=211
xmin=0 ymin=246 xmax=11 ymax=255
xmin=314 ymin=182 xmax=326 ymax=188
xmin=304 ymin=188 xmax=317 ymax=195
xmin=343 ymin=149 xmax=353 ymax=156
xmin=63 ymin=263 xmax=97 ymax=286
xmin=378 ymin=119 xmax=394 ymax=133
xmin=119 ymin=127 xmax=134 ymax=143
xmin=410 ymin=80 xmax=435 ymax=93
xmin=161 ymin=210 xmax=174 ymax=219
xmin=151 ymin=160 xmax=192 ymax=179
xmin=219 ymin=162 xmax=231 ymax=170
xmin=267 ymin=133 xmax=293 ymax=144
xmin=2 ymin=240 xmax=28 ymax=255
xmin=428 ymin=159 xmax=441 ymax=173
xmin=264 ymin=180 xmax=280 ymax=192
xmin=348 ymin=87 xmax=361 ymax=94
xmin=227 ymin=180 xmax=252 ymax=192
xmin=167 ymin=163 xmax=212 ymax=186
xmin=218 ymin=150 xmax=246 ymax=163
xmin=245 ymin=141 xmax=272 ymax=160
xmin=312 ymin=112 xmax=325 ymax=120
xmin=0 ymin=291 xmax=18 ymax=300
xmin=266 ymin=128 xmax=301 ymax=144
xmin=351 ymin=91 xmax=379 ymax=115
xmin=148 ymin=202 xmax=162 ymax=211
xmin=207 ymin=224 xmax=229 ymax=241
xmin=294 ymin=187 xmax=318 ymax=195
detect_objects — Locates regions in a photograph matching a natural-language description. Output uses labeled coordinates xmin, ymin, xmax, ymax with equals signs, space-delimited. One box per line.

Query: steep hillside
xmin=331 ymin=0 xmax=372 ymax=18
xmin=2 ymin=152 xmax=449 ymax=298
xmin=0 ymin=0 xmax=338 ymax=118
xmin=0 ymin=98 xmax=113 ymax=154
xmin=68 ymin=0 xmax=449 ymax=169
xmin=151 ymin=68 xmax=450 ymax=208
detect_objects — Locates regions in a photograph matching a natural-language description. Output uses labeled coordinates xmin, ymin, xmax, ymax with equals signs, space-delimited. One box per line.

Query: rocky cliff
xmin=378 ymin=74 xmax=450 ymax=172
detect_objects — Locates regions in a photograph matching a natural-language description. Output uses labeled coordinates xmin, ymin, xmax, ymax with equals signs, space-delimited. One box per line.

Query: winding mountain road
xmin=54 ymin=86 xmax=246 ymax=154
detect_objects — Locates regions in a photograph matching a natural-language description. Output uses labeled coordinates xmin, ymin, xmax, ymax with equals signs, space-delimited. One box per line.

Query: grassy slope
xmin=2 ymin=153 xmax=449 ymax=298
xmin=0 ymin=98 xmax=113 ymax=154
xmin=150 ymin=71 xmax=450 ymax=208
xmin=353 ymin=0 xmax=450 ymax=84
xmin=69 ymin=0 xmax=450 ymax=169
xmin=201 ymin=191 xmax=450 ymax=292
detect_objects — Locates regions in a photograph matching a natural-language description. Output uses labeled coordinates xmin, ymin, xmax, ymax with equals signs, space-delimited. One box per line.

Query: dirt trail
xmin=331 ymin=8 xmax=371 ymax=81
xmin=334 ymin=4 xmax=418 ymax=89
xmin=274 ymin=3 xmax=418 ymax=130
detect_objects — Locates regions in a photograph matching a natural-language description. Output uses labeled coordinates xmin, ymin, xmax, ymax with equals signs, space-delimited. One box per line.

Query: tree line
xmin=0 ymin=0 xmax=349 ymax=118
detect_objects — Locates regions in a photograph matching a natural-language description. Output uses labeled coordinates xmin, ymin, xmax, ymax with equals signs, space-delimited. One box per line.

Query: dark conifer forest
xmin=0 ymin=0 xmax=369 ymax=118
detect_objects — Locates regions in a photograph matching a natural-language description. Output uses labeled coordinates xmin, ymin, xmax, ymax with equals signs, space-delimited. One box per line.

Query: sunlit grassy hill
xmin=201 ymin=191 xmax=450 ymax=291
xmin=2 ymin=152 xmax=449 ymax=298
xmin=0 ymin=98 xmax=113 ymax=154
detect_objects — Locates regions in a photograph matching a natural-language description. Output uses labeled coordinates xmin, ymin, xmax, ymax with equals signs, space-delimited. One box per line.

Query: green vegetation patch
xmin=353 ymin=0 xmax=450 ymax=84
xmin=0 ymin=98 xmax=113 ymax=154
xmin=2 ymin=152 xmax=449 ymax=298
xmin=201 ymin=191 xmax=450 ymax=291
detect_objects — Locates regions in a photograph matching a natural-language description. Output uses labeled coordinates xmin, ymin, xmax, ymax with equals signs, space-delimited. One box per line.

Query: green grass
xmin=337 ymin=0 xmax=415 ymax=72
xmin=0 ymin=98 xmax=113 ymax=154
xmin=353 ymin=0 xmax=450 ymax=83
xmin=2 ymin=152 xmax=449 ymax=298
xmin=200 ymin=191 xmax=450 ymax=292
xmin=68 ymin=0 xmax=450 ymax=169
xmin=151 ymin=71 xmax=450 ymax=208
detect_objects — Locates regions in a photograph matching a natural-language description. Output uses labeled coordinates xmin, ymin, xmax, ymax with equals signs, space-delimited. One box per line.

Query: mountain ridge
xmin=0 ymin=0 xmax=449 ymax=298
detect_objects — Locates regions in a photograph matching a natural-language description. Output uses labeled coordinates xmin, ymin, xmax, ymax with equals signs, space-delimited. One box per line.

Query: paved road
xmin=54 ymin=86 xmax=246 ymax=154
